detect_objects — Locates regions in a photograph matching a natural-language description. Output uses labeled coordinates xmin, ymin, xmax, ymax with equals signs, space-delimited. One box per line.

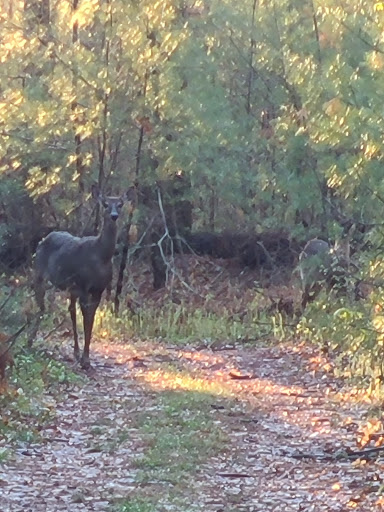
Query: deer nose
xmin=110 ymin=212 xmax=119 ymax=221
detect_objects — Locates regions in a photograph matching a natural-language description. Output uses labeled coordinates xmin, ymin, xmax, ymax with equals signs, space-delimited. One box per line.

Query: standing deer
xmin=33 ymin=185 xmax=135 ymax=369
xmin=299 ymin=237 xmax=351 ymax=310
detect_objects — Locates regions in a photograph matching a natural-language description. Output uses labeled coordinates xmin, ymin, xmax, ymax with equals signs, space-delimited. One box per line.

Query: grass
xmin=94 ymin=300 xmax=280 ymax=345
xmin=135 ymin=390 xmax=228 ymax=479
xmin=111 ymin=385 xmax=230 ymax=511
xmin=110 ymin=364 xmax=232 ymax=511
xmin=297 ymin=289 xmax=384 ymax=382
xmin=116 ymin=498 xmax=153 ymax=512
xmin=87 ymin=425 xmax=131 ymax=454
xmin=137 ymin=391 xmax=227 ymax=483
xmin=0 ymin=448 xmax=10 ymax=463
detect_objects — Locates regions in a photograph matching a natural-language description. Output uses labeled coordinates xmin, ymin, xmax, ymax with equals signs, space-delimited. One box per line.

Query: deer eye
xmin=102 ymin=200 xmax=108 ymax=208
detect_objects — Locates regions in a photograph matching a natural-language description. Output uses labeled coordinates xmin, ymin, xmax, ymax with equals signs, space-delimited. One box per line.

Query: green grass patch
xmin=134 ymin=390 xmax=228 ymax=482
xmin=0 ymin=448 xmax=10 ymax=463
xmin=114 ymin=497 xmax=153 ymax=512
xmin=113 ymin=386 xmax=230 ymax=511
xmin=1 ymin=280 xmax=82 ymax=445
xmin=87 ymin=424 xmax=131 ymax=454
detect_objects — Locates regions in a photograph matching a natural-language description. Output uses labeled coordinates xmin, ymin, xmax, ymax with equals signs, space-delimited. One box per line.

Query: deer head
xmin=91 ymin=185 xmax=136 ymax=222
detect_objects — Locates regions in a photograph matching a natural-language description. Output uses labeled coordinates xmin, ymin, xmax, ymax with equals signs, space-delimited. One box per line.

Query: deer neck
xmin=97 ymin=216 xmax=118 ymax=261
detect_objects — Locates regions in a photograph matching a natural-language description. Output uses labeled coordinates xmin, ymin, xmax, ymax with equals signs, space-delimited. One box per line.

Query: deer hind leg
xmin=301 ymin=284 xmax=311 ymax=311
xmin=34 ymin=272 xmax=47 ymax=313
xmin=301 ymin=283 xmax=322 ymax=311
xmin=69 ymin=294 xmax=80 ymax=361
xmin=79 ymin=292 xmax=102 ymax=369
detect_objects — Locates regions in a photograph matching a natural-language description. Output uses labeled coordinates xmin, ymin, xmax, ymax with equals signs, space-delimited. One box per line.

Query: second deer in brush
xmin=299 ymin=237 xmax=351 ymax=310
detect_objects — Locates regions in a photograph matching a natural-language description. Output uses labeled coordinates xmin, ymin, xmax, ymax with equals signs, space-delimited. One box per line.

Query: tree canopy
xmin=1 ymin=0 xmax=384 ymax=237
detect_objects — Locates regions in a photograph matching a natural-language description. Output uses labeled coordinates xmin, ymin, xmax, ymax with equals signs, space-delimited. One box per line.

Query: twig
xmin=0 ymin=289 xmax=15 ymax=314
xmin=0 ymin=321 xmax=30 ymax=359
xmin=43 ymin=318 xmax=66 ymax=341
xmin=155 ymin=188 xmax=196 ymax=294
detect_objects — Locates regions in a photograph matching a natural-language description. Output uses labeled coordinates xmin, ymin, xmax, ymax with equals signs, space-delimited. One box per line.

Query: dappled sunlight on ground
xmin=135 ymin=367 xmax=234 ymax=396
xmin=90 ymin=337 xmax=371 ymax=446
xmin=90 ymin=338 xmax=384 ymax=510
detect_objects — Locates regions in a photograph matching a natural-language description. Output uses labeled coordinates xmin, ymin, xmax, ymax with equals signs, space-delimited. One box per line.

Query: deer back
xmin=299 ymin=239 xmax=331 ymax=289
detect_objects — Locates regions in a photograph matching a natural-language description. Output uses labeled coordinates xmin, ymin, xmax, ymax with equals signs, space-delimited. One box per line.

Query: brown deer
xmin=299 ymin=237 xmax=351 ymax=310
xmin=32 ymin=185 xmax=136 ymax=369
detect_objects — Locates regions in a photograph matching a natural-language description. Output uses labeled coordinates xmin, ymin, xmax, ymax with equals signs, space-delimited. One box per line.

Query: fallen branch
xmin=290 ymin=445 xmax=384 ymax=461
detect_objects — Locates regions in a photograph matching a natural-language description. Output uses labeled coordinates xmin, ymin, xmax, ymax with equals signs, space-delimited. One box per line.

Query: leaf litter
xmin=1 ymin=339 xmax=384 ymax=511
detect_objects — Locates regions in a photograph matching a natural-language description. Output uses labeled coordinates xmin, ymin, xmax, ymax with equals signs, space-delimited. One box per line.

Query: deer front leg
xmin=68 ymin=294 xmax=80 ymax=361
xmin=79 ymin=292 xmax=102 ymax=369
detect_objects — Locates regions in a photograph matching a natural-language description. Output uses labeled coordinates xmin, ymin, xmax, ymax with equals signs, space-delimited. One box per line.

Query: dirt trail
xmin=1 ymin=340 xmax=383 ymax=512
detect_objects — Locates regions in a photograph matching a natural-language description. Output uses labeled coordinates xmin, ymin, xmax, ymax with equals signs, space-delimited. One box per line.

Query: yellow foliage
xmin=71 ymin=0 xmax=99 ymax=29
xmin=0 ymin=90 xmax=24 ymax=112
xmin=368 ymin=51 xmax=384 ymax=70
xmin=361 ymin=140 xmax=379 ymax=158
xmin=323 ymin=97 xmax=344 ymax=117
xmin=11 ymin=161 xmax=21 ymax=171
xmin=326 ymin=165 xmax=344 ymax=189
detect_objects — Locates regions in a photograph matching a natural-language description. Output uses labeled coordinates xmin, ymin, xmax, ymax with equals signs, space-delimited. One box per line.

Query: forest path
xmin=1 ymin=338 xmax=383 ymax=511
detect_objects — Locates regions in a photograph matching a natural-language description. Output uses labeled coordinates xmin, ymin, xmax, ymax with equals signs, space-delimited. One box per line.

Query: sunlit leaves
xmin=1 ymin=0 xmax=384 ymax=234
xmin=71 ymin=0 xmax=99 ymax=29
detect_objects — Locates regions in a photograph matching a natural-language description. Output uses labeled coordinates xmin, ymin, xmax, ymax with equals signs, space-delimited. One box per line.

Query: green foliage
xmin=1 ymin=0 xmax=383 ymax=234
xmin=298 ymin=288 xmax=384 ymax=383
xmin=0 ymin=350 xmax=82 ymax=443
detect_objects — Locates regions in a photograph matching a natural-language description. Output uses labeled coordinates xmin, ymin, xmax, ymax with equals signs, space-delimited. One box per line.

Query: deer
xmin=299 ymin=236 xmax=351 ymax=310
xmin=32 ymin=185 xmax=136 ymax=369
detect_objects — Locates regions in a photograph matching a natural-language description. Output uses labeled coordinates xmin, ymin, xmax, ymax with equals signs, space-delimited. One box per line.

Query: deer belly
xmin=48 ymin=257 xmax=112 ymax=294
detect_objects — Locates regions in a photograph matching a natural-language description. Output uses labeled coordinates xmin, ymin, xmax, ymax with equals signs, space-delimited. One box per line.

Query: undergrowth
xmin=94 ymin=300 xmax=287 ymax=345
xmin=297 ymin=287 xmax=384 ymax=386
xmin=0 ymin=349 xmax=82 ymax=444
xmin=1 ymin=281 xmax=82 ymax=444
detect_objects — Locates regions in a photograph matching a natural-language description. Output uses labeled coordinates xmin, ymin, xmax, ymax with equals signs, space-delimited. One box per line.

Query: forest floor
xmin=2 ymin=335 xmax=384 ymax=512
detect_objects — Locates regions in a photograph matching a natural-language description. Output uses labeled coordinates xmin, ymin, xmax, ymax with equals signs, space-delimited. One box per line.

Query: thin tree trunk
xmin=246 ymin=0 xmax=258 ymax=114
xmin=114 ymin=70 xmax=148 ymax=314
xmin=72 ymin=0 xmax=85 ymax=230
xmin=113 ymin=213 xmax=133 ymax=315
xmin=209 ymin=187 xmax=216 ymax=231
xmin=311 ymin=0 xmax=322 ymax=67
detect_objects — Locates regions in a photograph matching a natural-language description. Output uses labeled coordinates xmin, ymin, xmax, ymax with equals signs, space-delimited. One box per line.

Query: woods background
xmin=1 ymin=0 xmax=384 ymax=378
